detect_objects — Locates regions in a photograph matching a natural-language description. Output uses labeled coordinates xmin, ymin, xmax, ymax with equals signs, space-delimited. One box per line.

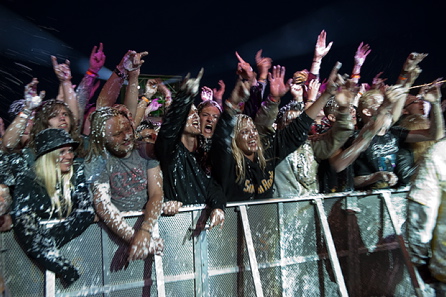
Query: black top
xmin=211 ymin=110 xmax=313 ymax=201
xmin=154 ymin=90 xmax=226 ymax=210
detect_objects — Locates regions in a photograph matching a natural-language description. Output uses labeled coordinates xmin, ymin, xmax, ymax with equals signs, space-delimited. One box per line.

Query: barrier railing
xmin=0 ymin=188 xmax=428 ymax=296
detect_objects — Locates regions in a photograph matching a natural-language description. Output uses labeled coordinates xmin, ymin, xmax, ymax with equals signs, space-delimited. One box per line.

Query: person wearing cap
xmin=10 ymin=128 xmax=95 ymax=286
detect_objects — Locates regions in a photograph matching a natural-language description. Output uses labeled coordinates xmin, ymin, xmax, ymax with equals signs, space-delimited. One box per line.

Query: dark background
xmin=1 ymin=0 xmax=445 ymax=124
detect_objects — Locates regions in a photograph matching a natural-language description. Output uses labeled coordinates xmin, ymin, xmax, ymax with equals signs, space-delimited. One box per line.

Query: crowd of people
xmin=0 ymin=31 xmax=445 ymax=293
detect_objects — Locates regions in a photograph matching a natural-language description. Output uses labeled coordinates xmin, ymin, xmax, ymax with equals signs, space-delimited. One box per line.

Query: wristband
xmin=398 ymin=76 xmax=408 ymax=81
xmin=114 ymin=68 xmax=127 ymax=79
xmin=351 ymin=74 xmax=360 ymax=79
xmin=86 ymin=69 xmax=99 ymax=78
xmin=19 ymin=112 xmax=29 ymax=119
xmin=140 ymin=228 xmax=152 ymax=234
xmin=141 ymin=96 xmax=150 ymax=103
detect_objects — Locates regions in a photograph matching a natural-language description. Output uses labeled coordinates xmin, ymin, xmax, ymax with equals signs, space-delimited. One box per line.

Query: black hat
xmin=34 ymin=128 xmax=79 ymax=159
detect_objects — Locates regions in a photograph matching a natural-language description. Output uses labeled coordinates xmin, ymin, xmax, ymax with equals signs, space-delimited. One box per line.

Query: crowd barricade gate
xmin=0 ymin=188 xmax=428 ymax=296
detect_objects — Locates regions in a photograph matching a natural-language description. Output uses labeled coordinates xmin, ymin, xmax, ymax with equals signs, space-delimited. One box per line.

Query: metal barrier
xmin=0 ymin=188 xmax=428 ymax=296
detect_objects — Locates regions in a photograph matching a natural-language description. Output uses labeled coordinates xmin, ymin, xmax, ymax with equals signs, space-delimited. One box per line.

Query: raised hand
xmin=307 ymin=79 xmax=322 ymax=102
xmin=402 ymin=52 xmax=428 ymax=73
xmin=268 ymin=65 xmax=291 ymax=99
xmin=24 ymin=78 xmax=45 ymax=109
xmin=255 ymin=49 xmax=272 ymax=80
xmin=372 ymin=72 xmax=388 ymax=90
xmin=124 ymin=51 xmax=149 ymax=72
xmin=314 ymin=30 xmax=333 ymax=60
xmin=324 ymin=62 xmax=343 ymax=96
xmin=384 ymin=85 xmax=408 ymax=105
xmin=180 ymin=68 xmax=204 ymax=97
xmin=235 ymin=51 xmax=255 ymax=82
xmin=213 ymin=80 xmax=226 ymax=101
xmin=51 ymin=55 xmax=72 ymax=82
xmin=89 ymin=42 xmax=106 ymax=74
xmin=201 ymin=86 xmax=213 ymax=101
xmin=354 ymin=42 xmax=371 ymax=67
xmin=419 ymin=78 xmax=443 ymax=104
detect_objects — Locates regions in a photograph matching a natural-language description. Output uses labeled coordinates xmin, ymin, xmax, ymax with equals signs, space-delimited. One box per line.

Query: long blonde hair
xmin=34 ymin=149 xmax=73 ymax=219
xmin=231 ymin=114 xmax=266 ymax=184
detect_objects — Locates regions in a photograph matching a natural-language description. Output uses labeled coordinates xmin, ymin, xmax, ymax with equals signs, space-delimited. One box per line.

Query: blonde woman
xmin=11 ymin=128 xmax=94 ymax=286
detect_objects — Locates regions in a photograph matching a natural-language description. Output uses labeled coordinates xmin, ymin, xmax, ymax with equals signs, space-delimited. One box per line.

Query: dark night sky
xmin=0 ymin=0 xmax=445 ymax=124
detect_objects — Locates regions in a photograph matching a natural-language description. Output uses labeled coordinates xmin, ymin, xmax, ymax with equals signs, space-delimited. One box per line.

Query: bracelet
xmin=351 ymin=74 xmax=360 ymax=79
xmin=86 ymin=69 xmax=99 ymax=78
xmin=398 ymin=76 xmax=408 ymax=81
xmin=114 ymin=67 xmax=127 ymax=79
xmin=141 ymin=96 xmax=150 ymax=103
xmin=140 ymin=228 xmax=152 ymax=234
xmin=19 ymin=112 xmax=29 ymax=119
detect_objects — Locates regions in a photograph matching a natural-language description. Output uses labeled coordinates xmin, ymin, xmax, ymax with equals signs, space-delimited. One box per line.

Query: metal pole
xmin=239 ymin=206 xmax=264 ymax=297
xmin=313 ymin=198 xmax=349 ymax=297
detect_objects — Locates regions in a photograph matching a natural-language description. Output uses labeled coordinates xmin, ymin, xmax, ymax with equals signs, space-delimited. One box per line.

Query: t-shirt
xmin=85 ymin=150 xmax=159 ymax=211
xmin=354 ymin=127 xmax=409 ymax=187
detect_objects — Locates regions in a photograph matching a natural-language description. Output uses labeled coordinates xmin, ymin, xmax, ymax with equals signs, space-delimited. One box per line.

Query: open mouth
xmin=204 ymin=124 xmax=213 ymax=134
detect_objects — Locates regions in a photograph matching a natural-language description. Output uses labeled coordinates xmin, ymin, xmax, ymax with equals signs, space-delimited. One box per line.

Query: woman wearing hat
xmin=11 ymin=128 xmax=95 ymax=286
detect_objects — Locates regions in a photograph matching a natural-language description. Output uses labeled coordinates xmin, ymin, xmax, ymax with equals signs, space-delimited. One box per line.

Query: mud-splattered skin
xmin=183 ymin=105 xmax=201 ymax=136
xmin=199 ymin=105 xmax=220 ymax=138
xmin=48 ymin=107 xmax=71 ymax=132
xmin=235 ymin=117 xmax=259 ymax=161
xmin=104 ymin=114 xmax=135 ymax=158
xmin=57 ymin=146 xmax=75 ymax=174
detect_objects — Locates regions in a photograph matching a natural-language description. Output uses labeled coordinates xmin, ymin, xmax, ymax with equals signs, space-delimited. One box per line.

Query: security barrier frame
xmin=0 ymin=188 xmax=427 ymax=296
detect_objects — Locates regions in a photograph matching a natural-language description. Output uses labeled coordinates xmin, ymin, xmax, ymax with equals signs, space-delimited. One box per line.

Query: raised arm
xmin=124 ymin=51 xmax=148 ymax=117
xmin=77 ymin=43 xmax=106 ymax=125
xmin=330 ymin=85 xmax=405 ymax=172
xmin=406 ymin=79 xmax=444 ymax=142
xmin=212 ymin=80 xmax=225 ymax=109
xmin=350 ymin=42 xmax=371 ymax=84
xmin=1 ymin=78 xmax=44 ymax=151
xmin=310 ymin=30 xmax=333 ymax=76
xmin=96 ymin=50 xmax=133 ymax=107
xmin=306 ymin=62 xmax=342 ymax=120
xmin=52 ymin=56 xmax=79 ymax=125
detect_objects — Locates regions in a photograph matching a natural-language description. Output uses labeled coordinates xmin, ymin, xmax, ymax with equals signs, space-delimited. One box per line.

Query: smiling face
xmin=104 ymin=114 xmax=135 ymax=158
xmin=48 ymin=106 xmax=71 ymax=132
xmin=183 ymin=105 xmax=201 ymax=136
xmin=199 ymin=105 xmax=220 ymax=138
xmin=57 ymin=145 xmax=74 ymax=174
xmin=235 ymin=117 xmax=259 ymax=160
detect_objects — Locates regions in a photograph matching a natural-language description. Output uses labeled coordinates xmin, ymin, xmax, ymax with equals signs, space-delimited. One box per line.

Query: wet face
xmin=183 ymin=106 xmax=201 ymax=136
xmin=404 ymin=95 xmax=425 ymax=116
xmin=48 ymin=107 xmax=71 ymax=132
xmin=235 ymin=118 xmax=259 ymax=159
xmin=58 ymin=145 xmax=74 ymax=174
xmin=199 ymin=105 xmax=220 ymax=138
xmin=104 ymin=114 xmax=134 ymax=158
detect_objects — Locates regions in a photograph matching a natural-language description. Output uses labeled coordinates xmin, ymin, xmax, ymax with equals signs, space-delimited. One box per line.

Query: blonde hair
xmin=34 ymin=149 xmax=73 ymax=219
xmin=231 ymin=114 xmax=266 ymax=184
xmin=87 ymin=105 xmax=135 ymax=161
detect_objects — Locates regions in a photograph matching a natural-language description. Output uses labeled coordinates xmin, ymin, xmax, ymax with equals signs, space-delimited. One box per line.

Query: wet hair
xmin=357 ymin=89 xmax=383 ymax=115
xmin=34 ymin=148 xmax=74 ymax=219
xmin=28 ymin=100 xmax=80 ymax=151
xmin=136 ymin=120 xmax=155 ymax=133
xmin=323 ymin=98 xmax=339 ymax=117
xmin=197 ymin=100 xmax=222 ymax=114
xmin=231 ymin=114 xmax=266 ymax=184
xmin=87 ymin=105 xmax=135 ymax=161
xmin=276 ymin=101 xmax=303 ymax=129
